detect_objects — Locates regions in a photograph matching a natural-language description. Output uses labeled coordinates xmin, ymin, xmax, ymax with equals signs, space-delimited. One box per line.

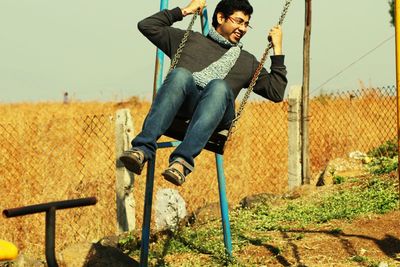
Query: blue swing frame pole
xmin=152 ymin=0 xmax=169 ymax=99
xmin=203 ymin=7 xmax=232 ymax=257
xmin=140 ymin=2 xmax=169 ymax=265
xmin=201 ymin=8 xmax=209 ymax=35
xmin=216 ymin=154 xmax=233 ymax=257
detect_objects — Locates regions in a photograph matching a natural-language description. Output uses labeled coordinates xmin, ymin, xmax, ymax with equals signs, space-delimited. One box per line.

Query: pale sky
xmin=0 ymin=0 xmax=395 ymax=103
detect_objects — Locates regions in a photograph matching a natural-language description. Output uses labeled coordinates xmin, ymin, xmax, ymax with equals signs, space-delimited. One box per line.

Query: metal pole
xmin=152 ymin=0 xmax=169 ymax=99
xmin=3 ymin=197 xmax=97 ymax=267
xmin=205 ymin=8 xmax=232 ymax=256
xmin=3 ymin=197 xmax=97 ymax=218
xmin=395 ymin=0 xmax=400 ymax=197
xmin=201 ymin=8 xmax=209 ymax=36
xmin=145 ymin=1 xmax=168 ymax=262
xmin=302 ymin=0 xmax=312 ymax=184
xmin=45 ymin=207 xmax=58 ymax=267
xmin=215 ymin=154 xmax=233 ymax=257
xmin=140 ymin=157 xmax=156 ymax=267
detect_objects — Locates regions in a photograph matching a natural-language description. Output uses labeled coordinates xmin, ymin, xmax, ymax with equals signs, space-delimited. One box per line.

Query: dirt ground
xmin=234 ymin=210 xmax=400 ymax=266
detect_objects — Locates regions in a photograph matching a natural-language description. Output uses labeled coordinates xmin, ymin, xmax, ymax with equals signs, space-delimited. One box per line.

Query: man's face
xmin=215 ymin=11 xmax=251 ymax=44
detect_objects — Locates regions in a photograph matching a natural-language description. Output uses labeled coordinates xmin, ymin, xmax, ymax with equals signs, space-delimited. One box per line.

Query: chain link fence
xmin=309 ymin=86 xmax=397 ymax=175
xmin=0 ymin=86 xmax=396 ymax=259
xmin=0 ymin=110 xmax=116 ymax=258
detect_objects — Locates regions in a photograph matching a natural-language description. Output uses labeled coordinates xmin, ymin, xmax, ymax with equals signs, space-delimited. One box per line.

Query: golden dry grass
xmin=0 ymin=90 xmax=395 ymax=260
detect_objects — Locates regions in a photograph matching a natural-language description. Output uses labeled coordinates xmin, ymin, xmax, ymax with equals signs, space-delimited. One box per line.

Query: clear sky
xmin=0 ymin=0 xmax=395 ymax=103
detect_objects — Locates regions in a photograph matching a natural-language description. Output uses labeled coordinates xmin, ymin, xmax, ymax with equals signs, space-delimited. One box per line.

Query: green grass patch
xmin=122 ymin=176 xmax=398 ymax=266
xmin=236 ymin=177 xmax=398 ymax=232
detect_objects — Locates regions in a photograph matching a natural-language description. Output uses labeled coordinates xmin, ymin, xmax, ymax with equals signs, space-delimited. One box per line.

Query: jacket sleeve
xmin=137 ymin=7 xmax=186 ymax=58
xmin=252 ymin=55 xmax=288 ymax=102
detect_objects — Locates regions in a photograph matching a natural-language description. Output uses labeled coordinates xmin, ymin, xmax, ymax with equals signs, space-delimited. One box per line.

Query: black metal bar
xmin=140 ymin=158 xmax=156 ymax=267
xmin=2 ymin=197 xmax=97 ymax=267
xmin=3 ymin=197 xmax=97 ymax=218
xmin=45 ymin=207 xmax=58 ymax=267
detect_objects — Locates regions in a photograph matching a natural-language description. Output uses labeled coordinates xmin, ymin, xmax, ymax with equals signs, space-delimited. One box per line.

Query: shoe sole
xmin=161 ymin=170 xmax=184 ymax=186
xmin=119 ymin=154 xmax=143 ymax=175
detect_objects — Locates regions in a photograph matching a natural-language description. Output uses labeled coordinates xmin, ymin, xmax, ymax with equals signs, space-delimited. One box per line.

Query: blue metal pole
xmin=157 ymin=141 xmax=181 ymax=148
xmin=152 ymin=0 xmax=169 ymax=99
xmin=140 ymin=157 xmax=156 ymax=267
xmin=144 ymin=1 xmax=172 ymax=264
xmin=201 ymin=7 xmax=209 ymax=36
xmin=215 ymin=154 xmax=233 ymax=257
xmin=204 ymin=8 xmax=232 ymax=256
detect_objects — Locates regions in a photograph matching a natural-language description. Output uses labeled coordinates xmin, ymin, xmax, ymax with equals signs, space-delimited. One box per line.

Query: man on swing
xmin=120 ymin=0 xmax=288 ymax=186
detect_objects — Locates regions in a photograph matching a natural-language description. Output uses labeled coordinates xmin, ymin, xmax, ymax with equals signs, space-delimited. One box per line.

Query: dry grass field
xmin=0 ymin=90 xmax=396 ymax=260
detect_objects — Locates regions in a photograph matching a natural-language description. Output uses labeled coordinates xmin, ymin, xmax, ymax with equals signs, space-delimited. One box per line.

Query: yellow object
xmin=0 ymin=239 xmax=18 ymax=261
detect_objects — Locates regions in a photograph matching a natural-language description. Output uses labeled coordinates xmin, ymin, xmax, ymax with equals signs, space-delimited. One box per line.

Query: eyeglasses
xmin=227 ymin=16 xmax=253 ymax=29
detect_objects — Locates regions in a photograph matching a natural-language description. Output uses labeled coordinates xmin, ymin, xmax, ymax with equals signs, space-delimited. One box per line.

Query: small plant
xmin=292 ymin=233 xmax=305 ymax=240
xmin=367 ymin=139 xmax=397 ymax=158
xmin=118 ymin=233 xmax=139 ymax=254
xmin=366 ymin=140 xmax=398 ymax=174
xmin=367 ymin=156 xmax=398 ymax=174
xmin=350 ymin=255 xmax=367 ymax=263
xmin=333 ymin=175 xmax=346 ymax=184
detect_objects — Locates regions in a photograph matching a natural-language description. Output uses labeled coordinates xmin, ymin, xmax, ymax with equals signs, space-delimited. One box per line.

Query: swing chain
xmin=169 ymin=10 xmax=200 ymax=71
xmin=228 ymin=0 xmax=293 ymax=138
xmin=278 ymin=0 xmax=292 ymax=26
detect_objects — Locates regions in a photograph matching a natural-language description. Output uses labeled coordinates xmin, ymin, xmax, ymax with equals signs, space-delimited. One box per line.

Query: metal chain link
xmin=169 ymin=10 xmax=200 ymax=71
xmin=228 ymin=0 xmax=293 ymax=138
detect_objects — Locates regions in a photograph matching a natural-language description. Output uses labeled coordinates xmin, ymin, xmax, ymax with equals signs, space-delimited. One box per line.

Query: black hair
xmin=212 ymin=0 xmax=253 ymax=28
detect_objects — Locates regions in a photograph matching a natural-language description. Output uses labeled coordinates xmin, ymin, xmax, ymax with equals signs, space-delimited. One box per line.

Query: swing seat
xmin=164 ymin=117 xmax=229 ymax=155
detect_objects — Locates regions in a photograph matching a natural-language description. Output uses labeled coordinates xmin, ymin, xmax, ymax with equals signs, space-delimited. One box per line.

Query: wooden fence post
xmin=288 ymin=85 xmax=302 ymax=190
xmin=302 ymin=0 xmax=312 ymax=185
xmin=115 ymin=109 xmax=135 ymax=233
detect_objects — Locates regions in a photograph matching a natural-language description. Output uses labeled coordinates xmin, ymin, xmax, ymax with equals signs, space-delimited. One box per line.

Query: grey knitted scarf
xmin=193 ymin=27 xmax=243 ymax=88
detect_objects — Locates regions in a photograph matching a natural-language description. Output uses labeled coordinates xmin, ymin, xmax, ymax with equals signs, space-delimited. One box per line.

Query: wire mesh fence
xmin=309 ymin=86 xmax=397 ymax=175
xmin=0 ymin=85 xmax=396 ymax=259
xmin=0 ymin=111 xmax=116 ymax=258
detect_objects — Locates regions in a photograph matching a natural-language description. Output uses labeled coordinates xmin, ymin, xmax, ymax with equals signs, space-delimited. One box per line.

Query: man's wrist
xmin=273 ymin=45 xmax=282 ymax=55
xmin=181 ymin=8 xmax=188 ymax=17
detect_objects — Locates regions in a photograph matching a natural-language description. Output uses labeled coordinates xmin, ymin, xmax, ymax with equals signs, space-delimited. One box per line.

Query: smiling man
xmin=120 ymin=0 xmax=288 ymax=186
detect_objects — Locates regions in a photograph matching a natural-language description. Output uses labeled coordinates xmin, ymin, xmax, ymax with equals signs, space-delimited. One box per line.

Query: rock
xmin=58 ymin=242 xmax=92 ymax=267
xmin=311 ymin=170 xmax=324 ymax=185
xmin=5 ymin=253 xmax=45 ymax=267
xmin=155 ymin=189 xmax=187 ymax=231
xmin=189 ymin=202 xmax=232 ymax=225
xmin=284 ymin=185 xmax=316 ymax=200
xmin=84 ymin=243 xmax=139 ymax=267
xmin=58 ymin=239 xmax=139 ymax=267
xmin=240 ymin=193 xmax=281 ymax=208
xmin=349 ymin=151 xmax=367 ymax=160
xmin=349 ymin=151 xmax=372 ymax=163
xmin=316 ymin=157 xmax=368 ymax=186
xmin=98 ymin=235 xmax=120 ymax=248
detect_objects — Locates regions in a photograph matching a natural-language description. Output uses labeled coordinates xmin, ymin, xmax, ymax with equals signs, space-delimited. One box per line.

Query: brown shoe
xmin=119 ymin=149 xmax=146 ymax=175
xmin=162 ymin=165 xmax=186 ymax=186
xmin=161 ymin=158 xmax=192 ymax=186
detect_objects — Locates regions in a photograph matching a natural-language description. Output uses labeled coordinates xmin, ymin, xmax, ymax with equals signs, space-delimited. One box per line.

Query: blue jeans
xmin=132 ymin=67 xmax=235 ymax=172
